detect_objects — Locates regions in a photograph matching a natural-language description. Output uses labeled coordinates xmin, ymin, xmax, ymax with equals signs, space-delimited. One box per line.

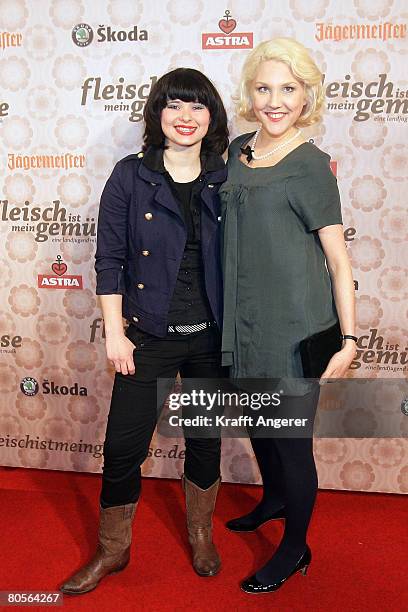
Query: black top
xmin=165 ymin=174 xmax=214 ymax=325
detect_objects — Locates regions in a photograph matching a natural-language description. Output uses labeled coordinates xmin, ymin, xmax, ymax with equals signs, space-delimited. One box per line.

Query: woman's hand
xmin=320 ymin=341 xmax=357 ymax=383
xmin=105 ymin=332 xmax=136 ymax=375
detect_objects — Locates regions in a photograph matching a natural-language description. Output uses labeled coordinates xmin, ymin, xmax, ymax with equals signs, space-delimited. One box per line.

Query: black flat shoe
xmin=225 ymin=506 xmax=286 ymax=532
xmin=240 ymin=545 xmax=311 ymax=594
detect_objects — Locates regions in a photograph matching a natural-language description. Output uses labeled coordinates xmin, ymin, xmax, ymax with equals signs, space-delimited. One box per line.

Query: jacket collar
xmin=139 ymin=146 xmax=226 ymax=184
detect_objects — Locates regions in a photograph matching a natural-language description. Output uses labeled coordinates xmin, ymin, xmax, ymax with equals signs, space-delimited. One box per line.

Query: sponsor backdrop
xmin=0 ymin=0 xmax=407 ymax=494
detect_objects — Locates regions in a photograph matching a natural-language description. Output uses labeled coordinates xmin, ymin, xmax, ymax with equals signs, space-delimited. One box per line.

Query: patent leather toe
xmin=240 ymin=545 xmax=311 ymax=594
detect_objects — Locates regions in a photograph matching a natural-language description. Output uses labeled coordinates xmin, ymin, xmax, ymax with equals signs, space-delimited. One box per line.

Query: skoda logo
xmin=72 ymin=23 xmax=94 ymax=47
xmin=20 ymin=377 xmax=39 ymax=397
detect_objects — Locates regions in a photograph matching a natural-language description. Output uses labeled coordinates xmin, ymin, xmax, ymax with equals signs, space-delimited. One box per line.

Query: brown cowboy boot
xmin=59 ymin=502 xmax=137 ymax=595
xmin=182 ymin=475 xmax=221 ymax=577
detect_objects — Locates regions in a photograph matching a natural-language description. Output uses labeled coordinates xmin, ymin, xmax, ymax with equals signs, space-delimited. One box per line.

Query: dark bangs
xmin=143 ymin=68 xmax=229 ymax=155
xmin=161 ymin=72 xmax=214 ymax=108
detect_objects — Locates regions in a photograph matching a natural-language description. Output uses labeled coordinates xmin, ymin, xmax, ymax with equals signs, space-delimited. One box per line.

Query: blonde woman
xmin=220 ymin=38 xmax=356 ymax=594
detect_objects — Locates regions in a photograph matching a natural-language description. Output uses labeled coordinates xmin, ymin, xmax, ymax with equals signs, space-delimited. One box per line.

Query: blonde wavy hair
xmin=237 ymin=37 xmax=325 ymax=127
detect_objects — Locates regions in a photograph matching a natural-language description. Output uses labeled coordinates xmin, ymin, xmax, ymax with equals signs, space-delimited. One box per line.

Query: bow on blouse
xmin=240 ymin=145 xmax=253 ymax=163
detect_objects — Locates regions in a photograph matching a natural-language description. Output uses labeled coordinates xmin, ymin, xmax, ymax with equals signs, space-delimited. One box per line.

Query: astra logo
xmin=202 ymin=10 xmax=253 ymax=50
xmin=37 ymin=256 xmax=83 ymax=290
xmin=72 ymin=23 xmax=148 ymax=47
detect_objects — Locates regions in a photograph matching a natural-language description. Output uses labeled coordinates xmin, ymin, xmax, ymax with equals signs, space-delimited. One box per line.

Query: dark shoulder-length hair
xmin=143 ymin=68 xmax=229 ymax=155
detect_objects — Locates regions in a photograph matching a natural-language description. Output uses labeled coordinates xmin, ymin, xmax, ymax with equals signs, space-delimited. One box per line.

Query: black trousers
xmin=100 ymin=325 xmax=226 ymax=508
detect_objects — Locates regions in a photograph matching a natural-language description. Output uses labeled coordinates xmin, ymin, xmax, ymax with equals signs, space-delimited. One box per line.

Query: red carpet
xmin=0 ymin=467 xmax=406 ymax=612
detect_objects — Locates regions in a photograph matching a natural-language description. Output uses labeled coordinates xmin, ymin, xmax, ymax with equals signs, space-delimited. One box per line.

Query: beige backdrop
xmin=0 ymin=0 xmax=407 ymax=494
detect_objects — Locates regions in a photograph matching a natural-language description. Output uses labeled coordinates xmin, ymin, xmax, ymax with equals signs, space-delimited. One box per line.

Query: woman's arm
xmin=95 ymin=162 xmax=136 ymax=375
xmin=100 ymin=295 xmax=135 ymax=375
xmin=318 ymin=224 xmax=357 ymax=381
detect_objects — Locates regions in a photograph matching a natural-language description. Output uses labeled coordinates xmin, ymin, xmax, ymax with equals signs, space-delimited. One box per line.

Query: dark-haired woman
xmin=60 ymin=68 xmax=229 ymax=595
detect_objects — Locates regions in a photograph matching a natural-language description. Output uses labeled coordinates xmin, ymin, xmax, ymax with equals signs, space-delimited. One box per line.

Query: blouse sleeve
xmin=285 ymin=152 xmax=342 ymax=231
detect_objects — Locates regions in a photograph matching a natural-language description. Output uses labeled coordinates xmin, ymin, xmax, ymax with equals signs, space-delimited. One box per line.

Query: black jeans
xmin=100 ymin=325 xmax=227 ymax=508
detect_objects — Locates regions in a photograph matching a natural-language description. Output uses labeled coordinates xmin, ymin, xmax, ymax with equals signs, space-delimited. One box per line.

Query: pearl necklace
xmin=250 ymin=126 xmax=302 ymax=161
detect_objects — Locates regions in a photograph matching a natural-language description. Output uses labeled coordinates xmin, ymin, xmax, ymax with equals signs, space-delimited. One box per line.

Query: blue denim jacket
xmin=95 ymin=147 xmax=227 ymax=337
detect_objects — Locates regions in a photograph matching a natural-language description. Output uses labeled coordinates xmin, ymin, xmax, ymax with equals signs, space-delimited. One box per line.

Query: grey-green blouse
xmin=220 ymin=133 xmax=343 ymax=379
